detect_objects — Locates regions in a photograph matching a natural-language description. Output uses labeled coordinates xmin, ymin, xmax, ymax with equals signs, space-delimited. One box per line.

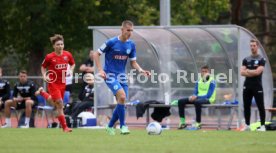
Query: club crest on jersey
xmin=63 ymin=56 xmax=68 ymax=61
xmin=113 ymin=85 xmax=118 ymax=90
xmin=126 ymin=49 xmax=131 ymax=54
xmin=254 ymin=60 xmax=259 ymax=65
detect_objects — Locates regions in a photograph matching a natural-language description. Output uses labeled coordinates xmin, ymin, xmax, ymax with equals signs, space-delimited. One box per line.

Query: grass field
xmin=0 ymin=128 xmax=275 ymax=153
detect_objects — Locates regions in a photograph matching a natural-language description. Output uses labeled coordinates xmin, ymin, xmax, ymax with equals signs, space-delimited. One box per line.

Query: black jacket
xmin=136 ymin=100 xmax=171 ymax=122
xmin=78 ymin=84 xmax=94 ymax=103
xmin=0 ymin=79 xmax=10 ymax=101
xmin=13 ymin=80 xmax=37 ymax=101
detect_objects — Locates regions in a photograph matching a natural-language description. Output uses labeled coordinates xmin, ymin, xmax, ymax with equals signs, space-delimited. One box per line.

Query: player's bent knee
xmin=5 ymin=100 xmax=13 ymax=106
xmin=47 ymin=96 xmax=53 ymax=101
xmin=54 ymin=100 xmax=63 ymax=108
xmin=117 ymin=95 xmax=126 ymax=103
xmin=25 ymin=100 xmax=34 ymax=106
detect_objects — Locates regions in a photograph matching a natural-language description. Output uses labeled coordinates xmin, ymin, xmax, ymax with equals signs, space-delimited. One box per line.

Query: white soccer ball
xmin=146 ymin=122 xmax=162 ymax=135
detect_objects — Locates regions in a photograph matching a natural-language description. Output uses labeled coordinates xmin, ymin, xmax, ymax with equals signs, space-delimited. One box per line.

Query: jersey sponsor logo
xmin=85 ymin=86 xmax=94 ymax=93
xmin=55 ymin=64 xmax=67 ymax=69
xmin=126 ymin=49 xmax=131 ymax=54
xmin=100 ymin=43 xmax=107 ymax=51
xmin=0 ymin=83 xmax=5 ymax=88
xmin=113 ymin=55 xmax=128 ymax=60
xmin=114 ymin=49 xmax=120 ymax=52
xmin=17 ymin=86 xmax=31 ymax=92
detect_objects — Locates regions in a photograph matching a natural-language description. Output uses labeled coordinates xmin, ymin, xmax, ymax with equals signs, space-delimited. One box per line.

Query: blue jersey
xmin=98 ymin=36 xmax=136 ymax=74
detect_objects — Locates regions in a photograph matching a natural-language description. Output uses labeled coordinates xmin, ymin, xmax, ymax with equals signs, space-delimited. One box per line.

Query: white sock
xmin=5 ymin=118 xmax=11 ymax=126
xmin=25 ymin=117 xmax=30 ymax=125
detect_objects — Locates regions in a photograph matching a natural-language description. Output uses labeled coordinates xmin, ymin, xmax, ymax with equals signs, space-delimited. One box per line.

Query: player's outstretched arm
xmin=130 ymin=60 xmax=151 ymax=76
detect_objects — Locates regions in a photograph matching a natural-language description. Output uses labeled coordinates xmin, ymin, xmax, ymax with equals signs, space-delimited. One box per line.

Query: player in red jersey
xmin=36 ymin=34 xmax=75 ymax=132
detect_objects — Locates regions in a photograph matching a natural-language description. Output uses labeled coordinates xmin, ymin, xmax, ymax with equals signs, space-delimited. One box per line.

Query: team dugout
xmin=89 ymin=25 xmax=273 ymax=127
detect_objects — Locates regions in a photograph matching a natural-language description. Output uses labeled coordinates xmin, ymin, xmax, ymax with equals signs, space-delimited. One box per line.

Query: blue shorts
xmin=105 ymin=73 xmax=128 ymax=98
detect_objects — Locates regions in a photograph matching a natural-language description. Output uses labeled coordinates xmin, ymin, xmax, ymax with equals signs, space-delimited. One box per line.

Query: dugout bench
xmin=96 ymin=103 xmax=238 ymax=130
xmin=145 ymin=104 xmax=238 ymax=130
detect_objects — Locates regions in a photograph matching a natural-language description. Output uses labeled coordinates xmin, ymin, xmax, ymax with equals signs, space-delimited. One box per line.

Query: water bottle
xmin=77 ymin=117 xmax=82 ymax=127
xmin=48 ymin=122 xmax=52 ymax=128
xmin=166 ymin=117 xmax=170 ymax=130
xmin=165 ymin=92 xmax=170 ymax=105
xmin=191 ymin=120 xmax=196 ymax=128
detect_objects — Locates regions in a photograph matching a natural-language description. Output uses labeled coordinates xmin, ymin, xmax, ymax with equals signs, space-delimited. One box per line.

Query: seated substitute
xmin=172 ymin=65 xmax=216 ymax=130
xmin=1 ymin=70 xmax=37 ymax=128
xmin=79 ymin=50 xmax=94 ymax=77
xmin=0 ymin=67 xmax=11 ymax=111
xmin=70 ymin=73 xmax=94 ymax=120
xmin=79 ymin=50 xmax=94 ymax=88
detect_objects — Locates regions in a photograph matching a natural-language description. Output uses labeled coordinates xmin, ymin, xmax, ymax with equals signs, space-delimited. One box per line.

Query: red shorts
xmin=48 ymin=83 xmax=66 ymax=101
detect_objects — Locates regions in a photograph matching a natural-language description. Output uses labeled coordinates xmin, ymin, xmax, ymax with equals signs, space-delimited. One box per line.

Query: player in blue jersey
xmin=93 ymin=20 xmax=150 ymax=135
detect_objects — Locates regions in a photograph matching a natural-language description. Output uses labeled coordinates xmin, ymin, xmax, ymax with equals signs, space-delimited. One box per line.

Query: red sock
xmin=40 ymin=91 xmax=50 ymax=100
xmin=58 ymin=115 xmax=67 ymax=129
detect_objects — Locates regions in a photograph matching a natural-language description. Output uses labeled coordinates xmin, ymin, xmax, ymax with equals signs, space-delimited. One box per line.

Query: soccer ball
xmin=146 ymin=122 xmax=162 ymax=135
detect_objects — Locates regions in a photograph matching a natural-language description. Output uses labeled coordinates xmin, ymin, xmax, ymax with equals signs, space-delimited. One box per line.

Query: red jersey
xmin=42 ymin=50 xmax=75 ymax=84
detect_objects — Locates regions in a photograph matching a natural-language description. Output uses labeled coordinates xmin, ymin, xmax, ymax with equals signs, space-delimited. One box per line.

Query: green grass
xmin=0 ymin=128 xmax=275 ymax=153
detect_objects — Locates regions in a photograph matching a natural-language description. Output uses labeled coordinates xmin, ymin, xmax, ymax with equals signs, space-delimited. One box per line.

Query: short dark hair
xmin=250 ymin=39 xmax=259 ymax=46
xmin=201 ymin=65 xmax=209 ymax=70
xmin=19 ymin=70 xmax=27 ymax=75
xmin=122 ymin=20 xmax=134 ymax=27
xmin=50 ymin=34 xmax=64 ymax=44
